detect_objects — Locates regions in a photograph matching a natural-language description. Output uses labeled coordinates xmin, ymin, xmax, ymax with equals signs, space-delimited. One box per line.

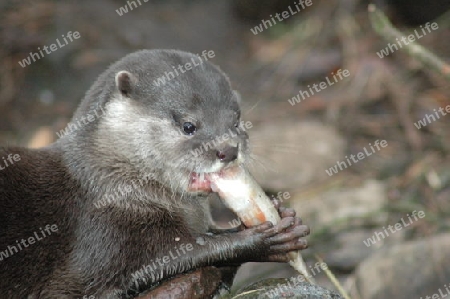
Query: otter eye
xmin=183 ymin=122 xmax=197 ymax=135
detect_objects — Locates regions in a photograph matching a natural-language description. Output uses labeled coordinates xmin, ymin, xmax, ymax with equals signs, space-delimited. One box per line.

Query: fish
xmin=209 ymin=163 xmax=314 ymax=283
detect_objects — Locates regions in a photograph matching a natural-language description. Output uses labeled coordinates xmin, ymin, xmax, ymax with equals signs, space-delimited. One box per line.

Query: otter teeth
xmin=188 ymin=172 xmax=214 ymax=192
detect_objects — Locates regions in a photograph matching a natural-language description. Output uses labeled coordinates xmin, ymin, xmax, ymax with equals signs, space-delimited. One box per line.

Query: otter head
xmin=94 ymin=50 xmax=250 ymax=195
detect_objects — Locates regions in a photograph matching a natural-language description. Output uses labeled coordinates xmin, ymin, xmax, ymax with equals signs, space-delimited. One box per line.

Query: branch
xmin=368 ymin=4 xmax=450 ymax=81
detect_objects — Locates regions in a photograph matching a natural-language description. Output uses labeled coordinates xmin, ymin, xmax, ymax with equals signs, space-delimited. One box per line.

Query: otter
xmin=0 ymin=49 xmax=309 ymax=298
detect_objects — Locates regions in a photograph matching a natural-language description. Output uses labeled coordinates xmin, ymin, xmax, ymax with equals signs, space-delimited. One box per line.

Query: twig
xmin=368 ymin=4 xmax=450 ymax=81
xmin=315 ymin=254 xmax=352 ymax=299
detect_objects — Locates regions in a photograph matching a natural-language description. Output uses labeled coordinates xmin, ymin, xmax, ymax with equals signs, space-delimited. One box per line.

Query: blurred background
xmin=1 ymin=0 xmax=449 ymax=298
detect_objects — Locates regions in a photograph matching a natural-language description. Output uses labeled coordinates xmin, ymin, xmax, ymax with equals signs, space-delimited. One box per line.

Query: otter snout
xmin=216 ymin=145 xmax=238 ymax=163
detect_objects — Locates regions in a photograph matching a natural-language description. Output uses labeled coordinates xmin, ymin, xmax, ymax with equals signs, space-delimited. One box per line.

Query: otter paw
xmin=240 ymin=217 xmax=309 ymax=263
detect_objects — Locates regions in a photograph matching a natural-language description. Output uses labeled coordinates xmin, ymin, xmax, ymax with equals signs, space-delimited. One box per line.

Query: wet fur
xmin=0 ymin=50 xmax=308 ymax=299
xmin=0 ymin=50 xmax=247 ymax=298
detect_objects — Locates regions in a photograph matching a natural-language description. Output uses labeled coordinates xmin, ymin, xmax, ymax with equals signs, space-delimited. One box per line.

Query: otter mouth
xmin=188 ymin=164 xmax=240 ymax=193
xmin=188 ymin=172 xmax=213 ymax=192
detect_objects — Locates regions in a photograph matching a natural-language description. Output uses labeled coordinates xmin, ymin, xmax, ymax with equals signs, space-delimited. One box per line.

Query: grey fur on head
xmin=58 ymin=49 xmax=249 ymax=205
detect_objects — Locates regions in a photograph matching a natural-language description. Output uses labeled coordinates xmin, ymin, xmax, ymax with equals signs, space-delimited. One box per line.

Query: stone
xmin=136 ymin=267 xmax=222 ymax=299
xmin=324 ymin=229 xmax=392 ymax=273
xmin=248 ymin=121 xmax=346 ymax=191
xmin=232 ymin=278 xmax=343 ymax=299
xmin=353 ymin=233 xmax=450 ymax=299
xmin=292 ymin=180 xmax=388 ymax=230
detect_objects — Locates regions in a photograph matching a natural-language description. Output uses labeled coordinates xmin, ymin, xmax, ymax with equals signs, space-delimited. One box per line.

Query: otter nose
xmin=216 ymin=146 xmax=238 ymax=163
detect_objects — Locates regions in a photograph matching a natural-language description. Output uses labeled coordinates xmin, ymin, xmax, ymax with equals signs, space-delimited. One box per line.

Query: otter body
xmin=0 ymin=50 xmax=308 ymax=298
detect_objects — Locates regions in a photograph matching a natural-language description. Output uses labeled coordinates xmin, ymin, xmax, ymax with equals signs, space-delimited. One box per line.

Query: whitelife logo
xmin=116 ymin=0 xmax=149 ymax=16
xmin=376 ymin=22 xmax=439 ymax=58
xmin=0 ymin=153 xmax=21 ymax=171
xmin=287 ymin=69 xmax=350 ymax=106
xmin=325 ymin=140 xmax=388 ymax=176
xmin=414 ymin=104 xmax=450 ymax=129
xmin=0 ymin=224 xmax=58 ymax=262
xmin=363 ymin=211 xmax=425 ymax=247
xmin=56 ymin=105 xmax=107 ymax=139
xmin=420 ymin=282 xmax=450 ymax=299
xmin=131 ymin=243 xmax=194 ymax=281
xmin=267 ymin=262 xmax=328 ymax=298
xmin=18 ymin=31 xmax=81 ymax=68
xmin=250 ymin=0 xmax=313 ymax=35
xmin=190 ymin=120 xmax=253 ymax=158
xmin=152 ymin=50 xmax=215 ymax=87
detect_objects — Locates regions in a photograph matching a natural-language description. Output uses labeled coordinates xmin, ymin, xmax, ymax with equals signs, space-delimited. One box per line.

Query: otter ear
xmin=115 ymin=70 xmax=137 ymax=98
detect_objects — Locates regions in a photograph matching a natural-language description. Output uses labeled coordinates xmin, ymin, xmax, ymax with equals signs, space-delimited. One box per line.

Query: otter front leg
xmin=206 ymin=225 xmax=244 ymax=291
xmin=208 ymin=225 xmax=243 ymax=235
xmin=125 ymin=215 xmax=308 ymax=298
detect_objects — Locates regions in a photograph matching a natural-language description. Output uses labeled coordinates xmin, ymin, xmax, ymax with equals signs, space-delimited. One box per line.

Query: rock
xmin=135 ymin=267 xmax=344 ymax=299
xmin=233 ymin=262 xmax=297 ymax=289
xmin=352 ymin=233 xmax=450 ymax=299
xmin=136 ymin=267 xmax=222 ymax=299
xmin=292 ymin=180 xmax=388 ymax=230
xmin=324 ymin=229 xmax=389 ymax=273
xmin=322 ymin=226 xmax=406 ymax=274
xmin=249 ymin=121 xmax=346 ymax=191
xmin=231 ymin=278 xmax=343 ymax=299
